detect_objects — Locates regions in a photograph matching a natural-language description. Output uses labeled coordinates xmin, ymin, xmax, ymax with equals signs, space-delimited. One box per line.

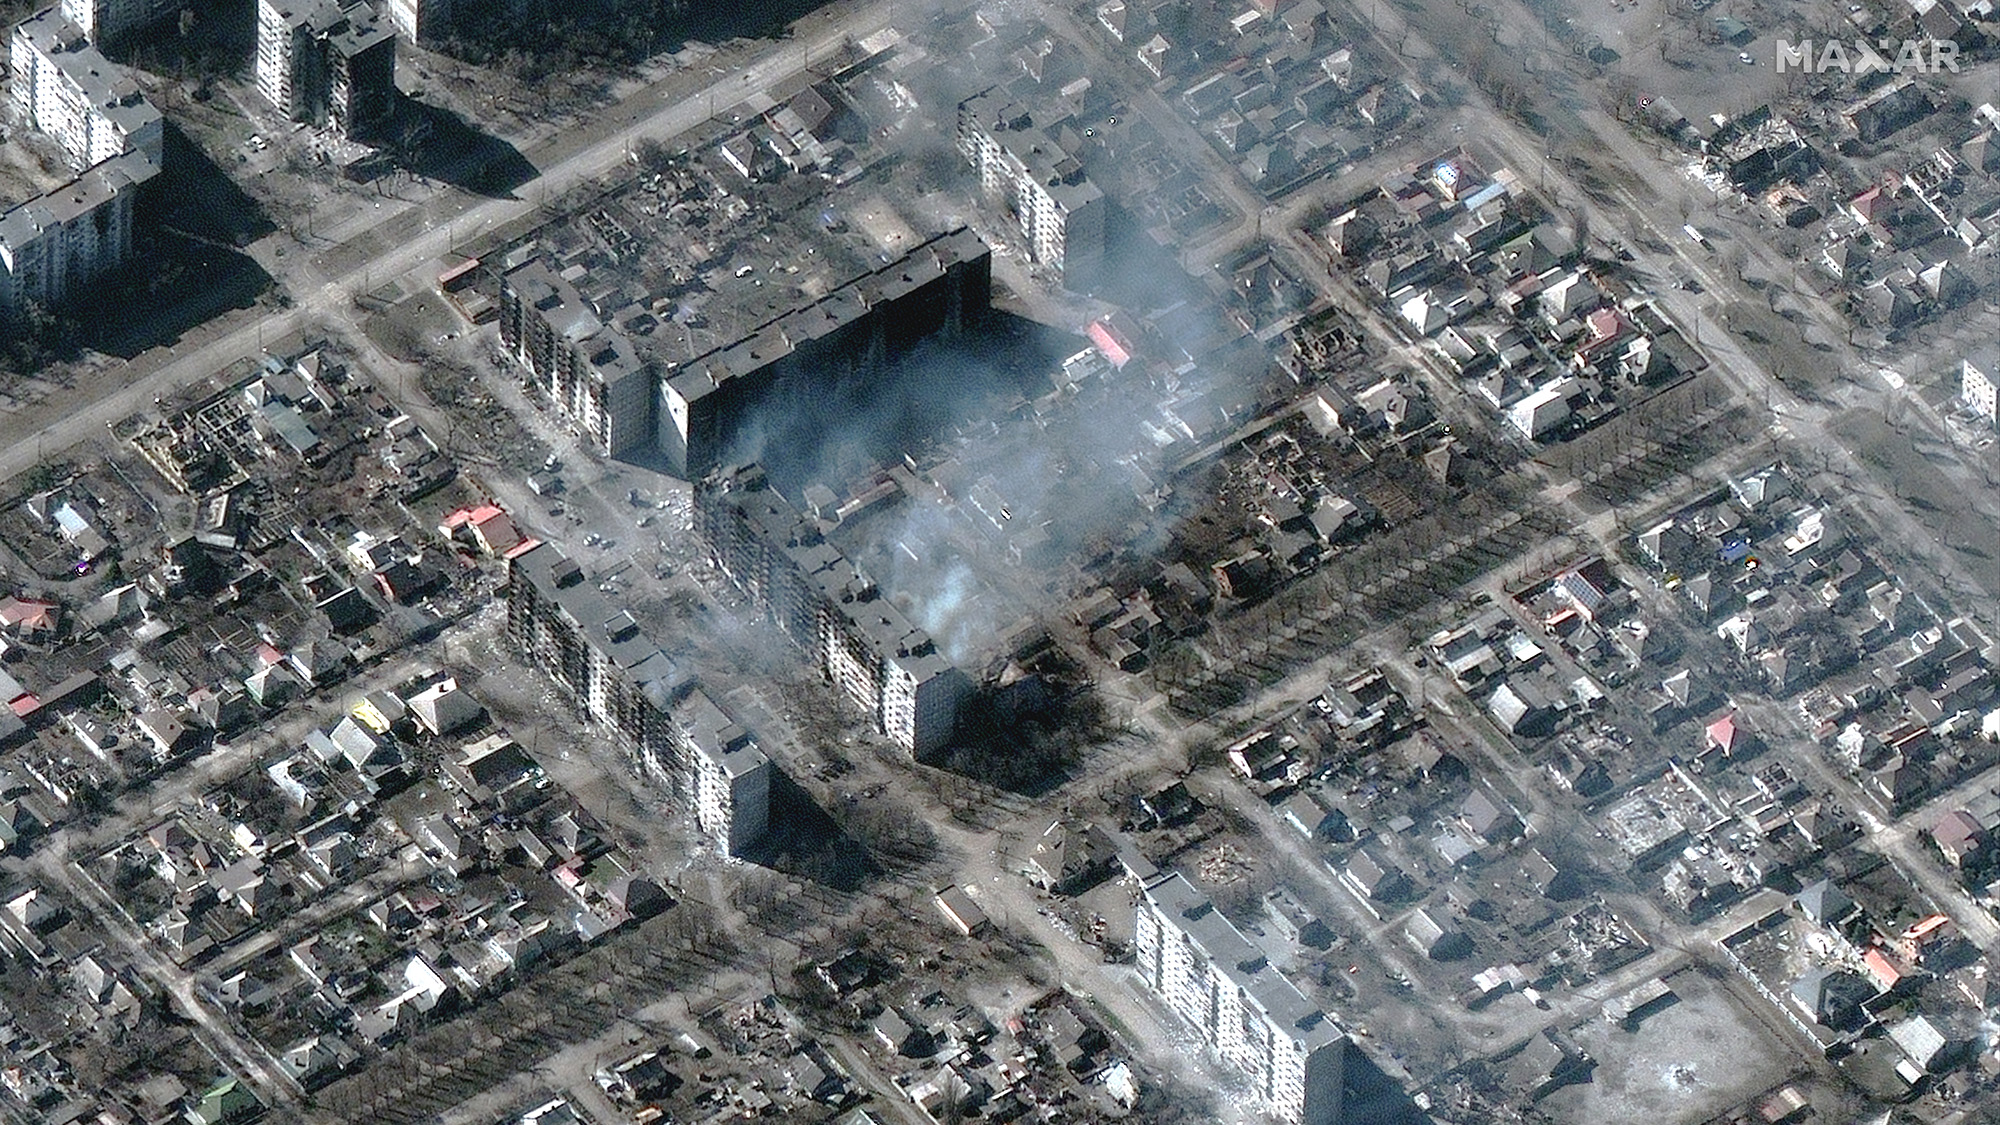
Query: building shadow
xmin=925 ymin=678 xmax=1107 ymax=799
xmin=154 ymin=123 xmax=278 ymax=247
xmin=1095 ymin=200 xmax=1210 ymax=313
xmin=383 ymin=97 xmax=538 ymax=199
xmin=434 ymin=0 xmax=843 ymax=78
xmin=1340 ymin=1045 xmax=1428 ymax=1125
xmin=664 ymin=0 xmax=844 ymax=46
xmin=741 ymin=770 xmax=875 ymax=892
xmin=746 ymin=311 xmax=1077 ymax=497
xmin=74 ymin=126 xmax=275 ymax=359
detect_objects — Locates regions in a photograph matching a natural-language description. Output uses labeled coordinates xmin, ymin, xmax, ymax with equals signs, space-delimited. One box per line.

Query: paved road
xmin=31 ymin=839 xmax=302 ymax=1101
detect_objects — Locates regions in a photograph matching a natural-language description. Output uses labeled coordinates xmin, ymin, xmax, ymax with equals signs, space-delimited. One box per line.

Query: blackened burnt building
xmin=507 ymin=541 xmax=772 ymax=855
xmin=696 ymin=465 xmax=969 ymax=758
xmin=658 ymin=226 xmax=991 ymax=479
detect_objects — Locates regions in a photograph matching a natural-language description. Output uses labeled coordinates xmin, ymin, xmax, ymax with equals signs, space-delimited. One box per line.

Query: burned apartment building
xmin=59 ymin=0 xmax=176 ymax=43
xmin=0 ymin=7 xmax=160 ymax=320
xmin=659 ymin=686 xmax=773 ymax=859
xmin=502 ymin=226 xmax=991 ymax=476
xmin=658 ymin=225 xmax=992 ymax=478
xmin=506 ymin=541 xmax=772 ymax=855
xmin=497 ymin=258 xmax=653 ymax=458
xmin=956 ymin=87 xmax=1105 ymax=288
xmin=695 ymin=465 xmax=970 ymax=759
xmin=1135 ymin=872 xmax=1346 ymax=1125
xmin=0 ymin=148 xmax=151 ymax=318
xmin=254 ymin=0 xmax=396 ymax=140
xmin=384 ymin=0 xmax=445 ymax=44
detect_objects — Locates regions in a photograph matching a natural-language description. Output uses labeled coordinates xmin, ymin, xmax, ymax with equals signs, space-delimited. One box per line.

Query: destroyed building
xmin=696 ymin=465 xmax=970 ymax=758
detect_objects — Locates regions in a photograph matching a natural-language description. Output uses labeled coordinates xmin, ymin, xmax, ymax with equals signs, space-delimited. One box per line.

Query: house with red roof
xmin=1086 ymin=315 xmax=1138 ymax=369
xmin=0 ymin=597 xmax=59 ymax=642
xmin=1706 ymin=713 xmax=1743 ymax=756
xmin=440 ymin=504 xmax=525 ymax=557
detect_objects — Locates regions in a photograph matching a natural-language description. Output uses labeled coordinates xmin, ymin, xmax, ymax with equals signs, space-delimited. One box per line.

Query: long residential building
xmin=255 ymin=0 xmax=396 ymax=140
xmin=1135 ymin=873 xmax=1346 ymax=1125
xmin=10 ymin=8 xmax=163 ymax=172
xmin=659 ymin=225 xmax=991 ymax=478
xmin=696 ymin=465 xmax=970 ymax=758
xmin=956 ymin=87 xmax=1105 ymax=287
xmin=497 ymin=258 xmax=654 ymax=458
xmin=657 ymin=687 xmax=772 ymax=858
xmin=507 ymin=541 xmax=773 ymax=855
xmin=58 ymin=0 xmax=176 ymax=45
xmin=0 ymin=147 xmax=154 ymax=318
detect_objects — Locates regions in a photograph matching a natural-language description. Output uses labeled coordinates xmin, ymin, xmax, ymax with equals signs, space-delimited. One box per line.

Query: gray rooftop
xmin=503 ymin=259 xmax=649 ymax=391
xmin=666 ymin=227 xmax=989 ymax=406
xmin=511 ymin=542 xmax=688 ymax=705
xmin=672 ymin=687 xmax=770 ymax=779
xmin=715 ymin=472 xmax=956 ymax=683
xmin=15 ymin=9 xmax=162 ymax=145
xmin=1144 ymin=872 xmax=1343 ymax=1050
xmin=960 ymin=87 xmax=1104 ymax=215
xmin=266 ymin=0 xmax=393 ymax=53
xmin=0 ymin=147 xmax=155 ymax=250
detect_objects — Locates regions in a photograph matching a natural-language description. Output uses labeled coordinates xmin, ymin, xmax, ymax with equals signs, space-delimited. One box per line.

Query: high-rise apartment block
xmin=1135 ymin=873 xmax=1346 ymax=1125
xmin=255 ymin=0 xmax=396 ymax=140
xmin=696 ymin=466 xmax=970 ymax=759
xmin=658 ymin=226 xmax=991 ymax=478
xmin=10 ymin=8 xmax=163 ymax=171
xmin=0 ymin=6 xmax=159 ymax=320
xmin=507 ymin=541 xmax=774 ymax=856
xmin=58 ymin=0 xmax=178 ymax=45
xmin=956 ymin=87 xmax=1105 ymax=288
xmin=0 ymin=149 xmax=152 ymax=317
xmin=498 ymin=258 xmax=654 ymax=458
xmin=658 ymin=687 xmax=772 ymax=858
xmin=1963 ymin=348 xmax=1999 ymax=427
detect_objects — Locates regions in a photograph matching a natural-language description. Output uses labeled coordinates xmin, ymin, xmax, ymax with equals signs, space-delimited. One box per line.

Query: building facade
xmin=0 ymin=148 xmax=154 ymax=318
xmin=497 ymin=258 xmax=655 ymax=458
xmin=956 ymin=87 xmax=1105 ymax=287
xmin=696 ymin=466 xmax=970 ymax=758
xmin=660 ymin=688 xmax=772 ymax=857
xmin=658 ymin=225 xmax=991 ymax=478
xmin=57 ymin=0 xmax=177 ymax=45
xmin=255 ymin=0 xmax=396 ymax=140
xmin=1135 ymin=873 xmax=1345 ymax=1125
xmin=1963 ymin=348 xmax=1999 ymax=426
xmin=11 ymin=8 xmax=164 ymax=172
xmin=507 ymin=542 xmax=772 ymax=856
xmin=385 ymin=0 xmax=446 ymax=44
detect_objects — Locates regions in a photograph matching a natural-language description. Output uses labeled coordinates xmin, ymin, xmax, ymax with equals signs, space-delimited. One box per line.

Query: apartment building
xmin=508 ymin=542 xmax=685 ymax=756
xmin=497 ymin=258 xmax=655 ymax=458
xmin=1135 ymin=873 xmax=1346 ymax=1125
xmin=955 ymin=87 xmax=1105 ymax=288
xmin=507 ymin=542 xmax=779 ymax=856
xmin=1963 ymin=347 xmax=1999 ymax=427
xmin=255 ymin=0 xmax=396 ymax=140
xmin=385 ymin=0 xmax=446 ymax=44
xmin=657 ymin=687 xmax=772 ymax=857
xmin=658 ymin=225 xmax=991 ymax=478
xmin=0 ymin=148 xmax=154 ymax=318
xmin=58 ymin=0 xmax=177 ymax=45
xmin=10 ymin=8 xmax=164 ymax=172
xmin=695 ymin=466 xmax=970 ymax=758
